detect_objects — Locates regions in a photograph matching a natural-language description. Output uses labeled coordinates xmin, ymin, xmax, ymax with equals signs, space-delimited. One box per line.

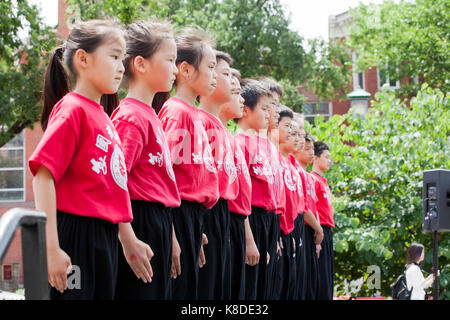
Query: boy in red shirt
xmin=292 ymin=132 xmax=323 ymax=300
xmin=234 ymin=79 xmax=277 ymax=300
xmin=197 ymin=51 xmax=239 ymax=300
xmin=218 ymin=68 xmax=257 ymax=300
xmin=311 ymin=141 xmax=335 ymax=300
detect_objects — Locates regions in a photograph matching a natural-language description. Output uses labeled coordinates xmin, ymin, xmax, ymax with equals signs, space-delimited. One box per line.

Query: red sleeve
xmin=28 ymin=110 xmax=78 ymax=183
xmin=112 ymin=119 xmax=144 ymax=174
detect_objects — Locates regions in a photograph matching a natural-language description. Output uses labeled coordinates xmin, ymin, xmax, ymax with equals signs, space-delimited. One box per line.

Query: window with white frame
xmin=0 ymin=131 xmax=25 ymax=202
xmin=378 ymin=61 xmax=400 ymax=90
xmin=352 ymin=52 xmax=365 ymax=90
xmin=303 ymin=102 xmax=332 ymax=125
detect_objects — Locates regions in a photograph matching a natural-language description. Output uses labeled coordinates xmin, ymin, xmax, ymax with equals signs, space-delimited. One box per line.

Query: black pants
xmin=245 ymin=206 xmax=274 ymax=300
xmin=198 ymin=198 xmax=230 ymax=300
xmin=317 ymin=226 xmax=334 ymax=300
xmin=171 ymin=200 xmax=207 ymax=300
xmin=50 ymin=210 xmax=118 ymax=300
xmin=275 ymin=232 xmax=297 ymax=300
xmin=228 ymin=212 xmax=247 ymax=300
xmin=266 ymin=213 xmax=281 ymax=300
xmin=303 ymin=225 xmax=319 ymax=300
xmin=292 ymin=214 xmax=306 ymax=300
xmin=115 ymin=201 xmax=172 ymax=300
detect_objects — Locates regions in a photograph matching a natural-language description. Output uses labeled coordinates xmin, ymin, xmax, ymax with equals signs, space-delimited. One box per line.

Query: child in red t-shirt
xmin=311 ymin=141 xmax=335 ymax=300
xmin=111 ymin=20 xmax=180 ymax=300
xmin=234 ymin=79 xmax=277 ymax=300
xmin=218 ymin=68 xmax=257 ymax=300
xmin=155 ymin=28 xmax=220 ymax=300
xmin=28 ymin=20 xmax=132 ymax=299
xmin=292 ymin=130 xmax=323 ymax=300
xmin=196 ymin=50 xmax=239 ymax=300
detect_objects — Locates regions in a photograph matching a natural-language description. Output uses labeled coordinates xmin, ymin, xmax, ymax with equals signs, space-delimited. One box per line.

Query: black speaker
xmin=422 ymin=169 xmax=450 ymax=232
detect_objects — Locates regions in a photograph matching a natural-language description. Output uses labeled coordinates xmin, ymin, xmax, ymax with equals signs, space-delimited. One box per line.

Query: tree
xmin=347 ymin=0 xmax=450 ymax=99
xmin=0 ymin=0 xmax=57 ymax=147
xmin=308 ymin=84 xmax=450 ymax=298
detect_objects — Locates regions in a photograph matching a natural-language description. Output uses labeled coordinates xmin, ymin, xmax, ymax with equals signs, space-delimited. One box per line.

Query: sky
xmin=32 ymin=0 xmax=389 ymax=40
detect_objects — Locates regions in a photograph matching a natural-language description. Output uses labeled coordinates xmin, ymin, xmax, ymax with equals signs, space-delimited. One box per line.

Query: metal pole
xmin=432 ymin=230 xmax=439 ymax=300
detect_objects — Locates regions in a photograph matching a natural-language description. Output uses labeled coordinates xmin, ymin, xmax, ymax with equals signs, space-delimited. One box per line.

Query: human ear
xmin=73 ymin=48 xmax=89 ymax=71
xmin=132 ymin=56 xmax=148 ymax=75
xmin=178 ymin=61 xmax=192 ymax=80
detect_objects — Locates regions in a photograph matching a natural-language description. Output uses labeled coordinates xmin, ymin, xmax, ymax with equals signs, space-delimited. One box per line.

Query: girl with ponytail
xmin=29 ymin=20 xmax=132 ymax=299
xmin=110 ymin=20 xmax=180 ymax=300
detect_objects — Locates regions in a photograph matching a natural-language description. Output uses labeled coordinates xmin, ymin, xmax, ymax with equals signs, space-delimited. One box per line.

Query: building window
xmin=0 ymin=131 xmax=25 ymax=202
xmin=303 ymin=102 xmax=332 ymax=125
xmin=378 ymin=61 xmax=400 ymax=90
xmin=352 ymin=52 xmax=365 ymax=90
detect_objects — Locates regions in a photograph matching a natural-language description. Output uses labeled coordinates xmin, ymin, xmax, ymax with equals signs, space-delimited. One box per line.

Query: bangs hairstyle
xmin=42 ymin=19 xmax=125 ymax=130
xmin=215 ymin=50 xmax=233 ymax=66
xmin=305 ymin=133 xmax=315 ymax=143
xmin=253 ymin=76 xmax=283 ymax=97
xmin=314 ymin=141 xmax=330 ymax=157
xmin=231 ymin=68 xmax=242 ymax=81
xmin=152 ymin=27 xmax=215 ymax=113
xmin=123 ymin=19 xmax=174 ymax=83
xmin=278 ymin=108 xmax=294 ymax=122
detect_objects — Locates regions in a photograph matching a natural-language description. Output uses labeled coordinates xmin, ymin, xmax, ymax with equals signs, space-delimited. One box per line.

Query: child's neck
xmin=295 ymin=154 xmax=308 ymax=170
xmin=199 ymin=98 xmax=221 ymax=119
xmin=126 ymin=80 xmax=156 ymax=107
xmin=268 ymin=127 xmax=279 ymax=147
xmin=218 ymin=112 xmax=230 ymax=127
xmin=279 ymin=143 xmax=290 ymax=158
xmin=237 ymin=122 xmax=267 ymax=138
xmin=174 ymin=85 xmax=198 ymax=107
xmin=312 ymin=164 xmax=324 ymax=177
xmin=73 ymin=81 xmax=102 ymax=105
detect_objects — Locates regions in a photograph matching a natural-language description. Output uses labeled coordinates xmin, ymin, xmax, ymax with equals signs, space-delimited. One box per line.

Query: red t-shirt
xmin=158 ymin=97 xmax=219 ymax=209
xmin=28 ymin=92 xmax=132 ymax=223
xmin=228 ymin=136 xmax=252 ymax=216
xmin=311 ymin=172 xmax=335 ymax=228
xmin=278 ymin=155 xmax=302 ymax=235
xmin=235 ymin=134 xmax=278 ymax=212
xmin=199 ymin=109 xmax=239 ymax=201
xmin=111 ymin=98 xmax=181 ymax=208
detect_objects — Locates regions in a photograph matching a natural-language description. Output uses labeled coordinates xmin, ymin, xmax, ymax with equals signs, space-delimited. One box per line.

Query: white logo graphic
xmin=148 ymin=152 xmax=164 ymax=167
xmin=95 ymin=134 xmax=111 ymax=153
xmin=283 ymin=166 xmax=297 ymax=192
xmin=262 ymin=158 xmax=274 ymax=184
xmin=236 ymin=150 xmax=251 ymax=186
xmin=91 ymin=155 xmax=107 ymax=175
xmin=224 ymin=151 xmax=237 ymax=184
xmin=154 ymin=127 xmax=176 ymax=182
xmin=110 ymin=144 xmax=128 ymax=191
xmin=106 ymin=125 xmax=121 ymax=144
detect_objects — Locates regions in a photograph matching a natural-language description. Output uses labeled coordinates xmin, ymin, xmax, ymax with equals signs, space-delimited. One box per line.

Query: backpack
xmin=390 ymin=272 xmax=412 ymax=300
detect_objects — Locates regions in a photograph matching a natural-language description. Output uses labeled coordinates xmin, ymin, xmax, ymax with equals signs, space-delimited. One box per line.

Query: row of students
xmin=29 ymin=18 xmax=335 ymax=300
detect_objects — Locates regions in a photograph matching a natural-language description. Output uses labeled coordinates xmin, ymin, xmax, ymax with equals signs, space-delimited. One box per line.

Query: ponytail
xmin=152 ymin=92 xmax=170 ymax=115
xmin=101 ymin=93 xmax=120 ymax=117
xmin=41 ymin=47 xmax=70 ymax=131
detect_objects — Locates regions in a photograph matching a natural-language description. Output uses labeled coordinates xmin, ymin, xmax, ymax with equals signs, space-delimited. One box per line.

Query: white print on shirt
xmin=91 ymin=155 xmax=107 ymax=175
xmin=148 ymin=152 xmax=164 ymax=167
xmin=224 ymin=151 xmax=238 ymax=185
xmin=110 ymin=144 xmax=128 ymax=191
xmin=203 ymin=146 xmax=217 ymax=174
xmin=95 ymin=134 xmax=112 ymax=153
xmin=262 ymin=158 xmax=274 ymax=184
xmin=106 ymin=125 xmax=122 ymax=145
xmin=283 ymin=165 xmax=297 ymax=192
xmin=235 ymin=150 xmax=251 ymax=186
xmin=155 ymin=127 xmax=176 ymax=182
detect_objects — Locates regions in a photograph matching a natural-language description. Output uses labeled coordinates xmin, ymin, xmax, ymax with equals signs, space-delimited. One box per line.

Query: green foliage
xmin=347 ymin=0 xmax=450 ymax=99
xmin=309 ymin=84 xmax=450 ymax=298
xmin=0 ymin=0 xmax=57 ymax=147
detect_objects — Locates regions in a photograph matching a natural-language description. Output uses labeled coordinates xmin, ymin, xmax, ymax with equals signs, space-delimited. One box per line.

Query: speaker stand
xmin=432 ymin=230 xmax=439 ymax=300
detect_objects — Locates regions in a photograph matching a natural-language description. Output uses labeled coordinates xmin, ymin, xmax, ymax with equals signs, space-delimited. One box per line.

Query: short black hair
xmin=215 ymin=50 xmax=233 ymax=66
xmin=240 ymin=78 xmax=271 ymax=110
xmin=279 ymin=108 xmax=294 ymax=122
xmin=305 ymin=133 xmax=315 ymax=143
xmin=314 ymin=141 xmax=330 ymax=157
xmin=253 ymin=76 xmax=283 ymax=97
